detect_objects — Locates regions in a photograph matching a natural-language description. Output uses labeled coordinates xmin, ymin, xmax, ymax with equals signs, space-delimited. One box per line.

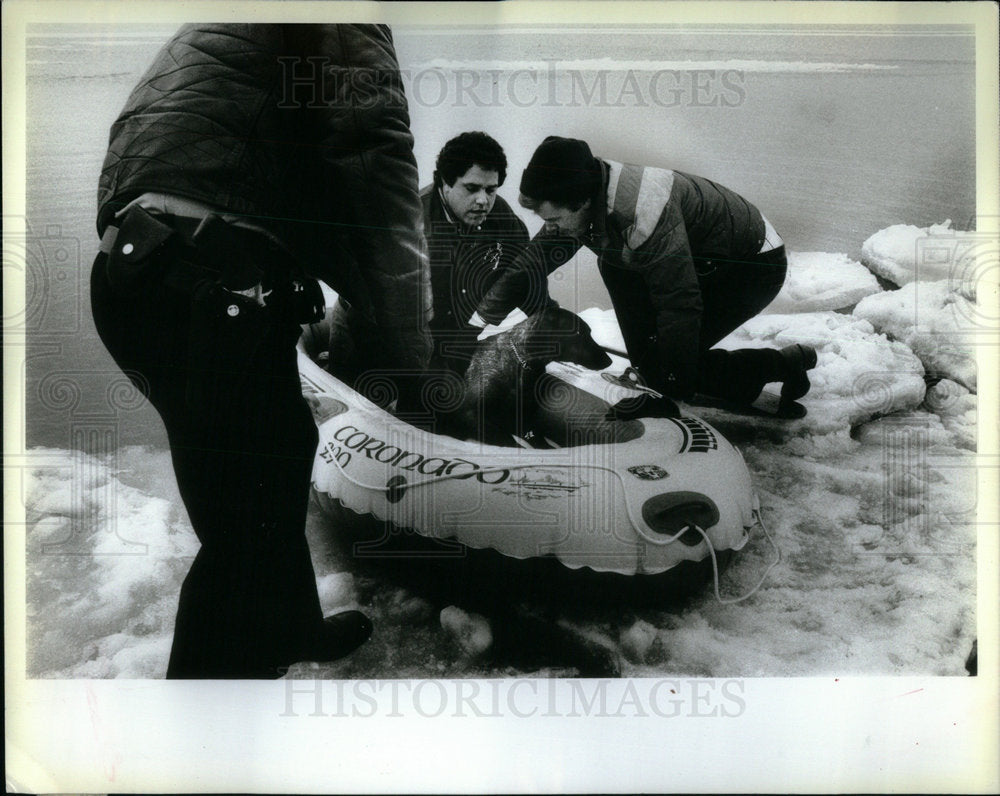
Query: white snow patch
xmin=579 ymin=306 xmax=627 ymax=353
xmin=440 ymin=606 xmax=493 ymax=657
xmin=620 ymin=619 xmax=659 ymax=663
xmin=923 ymin=379 xmax=977 ymax=451
xmin=860 ymin=220 xmax=984 ymax=288
xmin=853 ymin=280 xmax=978 ymax=392
xmin=762 ymin=251 xmax=882 ymax=314
xmin=316 ymin=572 xmax=357 ymax=614
xmin=26 ymin=447 xmax=196 ymax=678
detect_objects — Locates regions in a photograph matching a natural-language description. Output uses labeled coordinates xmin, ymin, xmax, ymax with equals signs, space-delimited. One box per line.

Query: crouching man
xmin=91 ymin=24 xmax=432 ymax=678
xmin=328 ymin=131 xmax=533 ymax=384
xmin=475 ymin=136 xmax=816 ymax=417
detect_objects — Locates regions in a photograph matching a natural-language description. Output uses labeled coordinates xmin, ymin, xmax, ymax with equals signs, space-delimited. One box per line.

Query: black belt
xmin=99 ymin=205 xmax=324 ymax=322
xmin=100 ymin=209 xmax=296 ymax=291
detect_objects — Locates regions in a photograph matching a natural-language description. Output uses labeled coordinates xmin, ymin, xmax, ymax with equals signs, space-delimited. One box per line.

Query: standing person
xmin=475 ymin=136 xmax=816 ymax=416
xmin=90 ymin=24 xmax=432 ymax=678
xmin=328 ymin=131 xmax=533 ymax=382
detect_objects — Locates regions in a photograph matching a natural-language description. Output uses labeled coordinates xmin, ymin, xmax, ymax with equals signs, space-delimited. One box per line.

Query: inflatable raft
xmin=300 ymin=344 xmax=777 ymax=603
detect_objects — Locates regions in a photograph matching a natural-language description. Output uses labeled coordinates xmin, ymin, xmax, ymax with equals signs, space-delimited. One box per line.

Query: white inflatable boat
xmin=299 ymin=343 xmax=777 ymax=602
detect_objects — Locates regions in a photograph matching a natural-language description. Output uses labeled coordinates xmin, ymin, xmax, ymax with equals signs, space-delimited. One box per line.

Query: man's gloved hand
xmin=605 ymin=392 xmax=681 ymax=421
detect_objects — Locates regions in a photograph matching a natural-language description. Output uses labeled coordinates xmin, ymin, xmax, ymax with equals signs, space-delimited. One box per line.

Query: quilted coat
xmin=97 ymin=23 xmax=432 ymax=370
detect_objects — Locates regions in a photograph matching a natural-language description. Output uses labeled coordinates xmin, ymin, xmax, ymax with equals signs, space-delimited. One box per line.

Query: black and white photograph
xmin=5 ymin=0 xmax=998 ymax=792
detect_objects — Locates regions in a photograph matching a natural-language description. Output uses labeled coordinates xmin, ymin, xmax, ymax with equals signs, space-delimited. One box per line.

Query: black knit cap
xmin=519 ymin=136 xmax=600 ymax=208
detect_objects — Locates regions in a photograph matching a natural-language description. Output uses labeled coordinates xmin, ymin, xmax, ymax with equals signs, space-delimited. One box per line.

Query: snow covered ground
xmin=24 ymin=225 xmax=982 ymax=679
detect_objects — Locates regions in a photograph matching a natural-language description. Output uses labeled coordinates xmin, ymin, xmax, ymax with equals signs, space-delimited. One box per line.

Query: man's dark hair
xmin=434 ymin=131 xmax=508 ymax=189
xmin=518 ymin=136 xmax=601 ymax=210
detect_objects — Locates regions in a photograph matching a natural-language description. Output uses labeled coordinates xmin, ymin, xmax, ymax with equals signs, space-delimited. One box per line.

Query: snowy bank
xmin=763 ymin=251 xmax=882 ymax=314
xmin=583 ymin=306 xmax=927 ymax=450
xmin=633 ymin=425 xmax=977 ymax=677
xmin=860 ymin=220 xmax=984 ymax=288
xmin=26 ymin=447 xmax=197 ymax=678
xmin=853 ymin=280 xmax=978 ymax=392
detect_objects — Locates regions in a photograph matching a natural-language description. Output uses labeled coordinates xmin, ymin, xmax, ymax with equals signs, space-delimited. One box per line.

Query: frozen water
xmin=854 ymin=280 xmax=978 ymax=392
xmin=861 ymin=220 xmax=983 ymax=288
xmin=25 ymin=447 xmax=196 ymax=678
xmin=762 ymin=251 xmax=882 ymax=314
xmin=24 ymin=222 xmax=979 ymax=679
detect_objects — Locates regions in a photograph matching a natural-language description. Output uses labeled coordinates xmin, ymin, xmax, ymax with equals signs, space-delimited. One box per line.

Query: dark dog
xmin=441 ymin=306 xmax=612 ymax=445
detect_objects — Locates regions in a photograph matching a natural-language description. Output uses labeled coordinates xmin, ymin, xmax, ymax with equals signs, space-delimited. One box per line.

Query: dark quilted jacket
xmin=97 ymin=23 xmax=432 ymax=370
xmin=421 ymin=186 xmax=529 ymax=334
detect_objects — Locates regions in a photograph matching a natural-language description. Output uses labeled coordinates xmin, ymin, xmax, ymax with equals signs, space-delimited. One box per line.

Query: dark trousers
xmin=91 ymin=236 xmax=323 ymax=679
xmin=602 ymin=247 xmax=788 ymax=403
xmin=695 ymin=247 xmax=789 ymax=403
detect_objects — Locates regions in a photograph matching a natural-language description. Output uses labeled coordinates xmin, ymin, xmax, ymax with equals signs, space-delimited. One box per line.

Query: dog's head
xmin=533 ymin=306 xmax=613 ymax=370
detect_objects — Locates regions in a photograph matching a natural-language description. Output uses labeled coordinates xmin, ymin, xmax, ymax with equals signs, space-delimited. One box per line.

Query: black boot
xmin=778 ymin=344 xmax=817 ymax=399
xmin=304 ymin=611 xmax=374 ymax=663
xmin=699 ymin=347 xmax=785 ymax=405
xmin=777 ymin=344 xmax=817 ymax=417
xmin=697 ymin=345 xmax=817 ymax=418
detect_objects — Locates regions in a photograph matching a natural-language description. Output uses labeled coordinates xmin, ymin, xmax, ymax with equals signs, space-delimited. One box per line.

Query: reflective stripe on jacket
xmin=477 ymin=158 xmax=767 ymax=395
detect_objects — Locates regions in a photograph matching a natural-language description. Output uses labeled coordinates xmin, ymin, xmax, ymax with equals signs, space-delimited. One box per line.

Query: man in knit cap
xmin=474 ymin=135 xmax=816 ymax=416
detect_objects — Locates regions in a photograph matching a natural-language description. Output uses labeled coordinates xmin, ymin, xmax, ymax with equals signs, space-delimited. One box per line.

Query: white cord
xmin=693 ymin=509 xmax=782 ymax=604
xmin=326 ymin=453 xmax=657 ymax=543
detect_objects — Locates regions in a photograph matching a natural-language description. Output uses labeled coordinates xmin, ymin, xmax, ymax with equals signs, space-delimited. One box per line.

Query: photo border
xmin=4 ymin=2 xmax=998 ymax=793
